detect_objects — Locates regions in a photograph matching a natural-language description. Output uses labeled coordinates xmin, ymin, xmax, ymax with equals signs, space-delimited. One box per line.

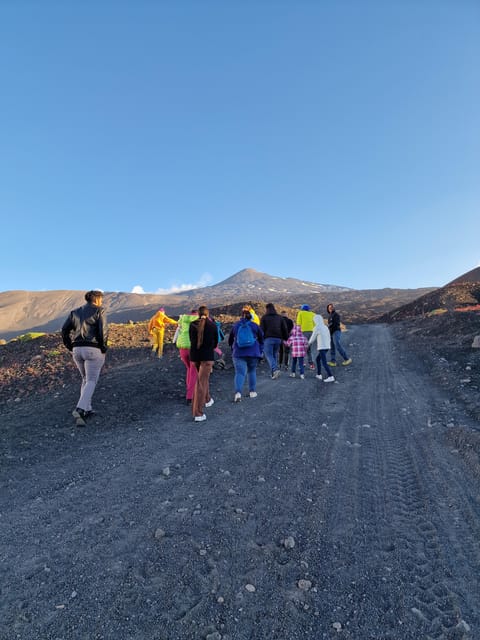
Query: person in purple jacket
xmin=228 ymin=309 xmax=264 ymax=402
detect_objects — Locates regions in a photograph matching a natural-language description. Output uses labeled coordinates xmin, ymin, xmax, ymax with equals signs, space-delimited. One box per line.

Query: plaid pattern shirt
xmin=285 ymin=330 xmax=308 ymax=357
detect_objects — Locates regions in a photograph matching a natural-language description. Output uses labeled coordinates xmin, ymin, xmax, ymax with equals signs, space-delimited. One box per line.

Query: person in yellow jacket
xmin=148 ymin=308 xmax=177 ymax=358
xmin=242 ymin=304 xmax=260 ymax=325
xmin=295 ymin=304 xmax=316 ymax=369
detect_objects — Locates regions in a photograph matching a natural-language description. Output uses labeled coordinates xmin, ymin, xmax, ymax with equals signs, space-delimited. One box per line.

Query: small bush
xmin=10 ymin=332 xmax=46 ymax=343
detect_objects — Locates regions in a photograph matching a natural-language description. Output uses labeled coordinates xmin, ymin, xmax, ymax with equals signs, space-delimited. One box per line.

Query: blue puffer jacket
xmin=228 ymin=319 xmax=264 ymax=358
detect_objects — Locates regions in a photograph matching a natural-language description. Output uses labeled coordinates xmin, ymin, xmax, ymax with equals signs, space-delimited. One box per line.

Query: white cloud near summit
xmin=131 ymin=273 xmax=212 ymax=295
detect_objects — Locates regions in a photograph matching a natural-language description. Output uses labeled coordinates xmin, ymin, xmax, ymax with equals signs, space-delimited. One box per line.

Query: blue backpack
xmin=236 ymin=321 xmax=256 ymax=348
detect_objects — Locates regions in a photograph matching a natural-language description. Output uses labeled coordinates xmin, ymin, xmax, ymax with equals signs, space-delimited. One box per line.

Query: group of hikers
xmin=61 ymin=291 xmax=352 ymax=426
xmin=172 ymin=302 xmax=352 ymax=421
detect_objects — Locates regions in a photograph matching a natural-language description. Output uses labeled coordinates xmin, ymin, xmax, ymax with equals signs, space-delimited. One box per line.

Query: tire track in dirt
xmin=303 ymin=324 xmax=479 ymax=639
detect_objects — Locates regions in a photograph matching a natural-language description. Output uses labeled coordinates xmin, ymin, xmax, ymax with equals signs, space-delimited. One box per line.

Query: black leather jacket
xmin=61 ymin=303 xmax=108 ymax=352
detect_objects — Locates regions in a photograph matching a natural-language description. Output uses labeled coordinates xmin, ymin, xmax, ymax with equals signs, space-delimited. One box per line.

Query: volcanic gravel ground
xmin=1 ymin=316 xmax=480 ymax=640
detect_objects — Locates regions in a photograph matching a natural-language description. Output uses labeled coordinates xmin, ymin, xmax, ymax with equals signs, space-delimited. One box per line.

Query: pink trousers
xmin=179 ymin=348 xmax=198 ymax=400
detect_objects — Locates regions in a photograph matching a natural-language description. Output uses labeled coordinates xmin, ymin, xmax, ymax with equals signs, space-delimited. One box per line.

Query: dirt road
xmin=1 ymin=323 xmax=479 ymax=639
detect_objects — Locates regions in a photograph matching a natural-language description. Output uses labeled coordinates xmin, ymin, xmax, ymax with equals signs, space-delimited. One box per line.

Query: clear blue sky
xmin=1 ymin=1 xmax=479 ymax=293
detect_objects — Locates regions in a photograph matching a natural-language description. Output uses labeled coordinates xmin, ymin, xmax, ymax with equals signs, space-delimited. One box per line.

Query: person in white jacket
xmin=308 ymin=314 xmax=335 ymax=382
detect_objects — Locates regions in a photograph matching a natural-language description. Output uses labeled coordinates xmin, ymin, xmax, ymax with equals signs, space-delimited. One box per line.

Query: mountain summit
xmin=212 ymin=268 xmax=352 ymax=294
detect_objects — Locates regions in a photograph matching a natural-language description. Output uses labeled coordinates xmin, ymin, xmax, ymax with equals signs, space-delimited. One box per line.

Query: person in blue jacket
xmin=228 ymin=309 xmax=264 ymax=402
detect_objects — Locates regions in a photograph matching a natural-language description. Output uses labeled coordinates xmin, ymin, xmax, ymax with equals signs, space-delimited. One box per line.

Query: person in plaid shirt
xmin=285 ymin=324 xmax=309 ymax=379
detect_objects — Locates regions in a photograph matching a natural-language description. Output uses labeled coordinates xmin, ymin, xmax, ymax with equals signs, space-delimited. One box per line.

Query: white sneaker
xmin=194 ymin=414 xmax=206 ymax=422
xmin=249 ymin=391 xmax=257 ymax=398
xmin=234 ymin=392 xmax=242 ymax=402
xmin=205 ymin=398 xmax=214 ymax=408
xmin=272 ymin=369 xmax=281 ymax=379
xmin=315 ymin=374 xmax=323 ymax=380
xmin=289 ymin=373 xmax=296 ymax=378
xmin=323 ymin=376 xmax=335 ymax=383
xmin=300 ymin=374 xmax=305 ymax=379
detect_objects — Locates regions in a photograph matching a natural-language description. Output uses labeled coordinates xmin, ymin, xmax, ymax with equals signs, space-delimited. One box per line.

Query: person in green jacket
xmin=295 ymin=304 xmax=316 ymax=369
xmin=175 ymin=309 xmax=198 ymax=404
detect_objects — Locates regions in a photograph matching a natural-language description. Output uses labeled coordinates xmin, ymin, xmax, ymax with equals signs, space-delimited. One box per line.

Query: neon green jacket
xmin=295 ymin=309 xmax=315 ymax=332
xmin=176 ymin=313 xmax=198 ymax=349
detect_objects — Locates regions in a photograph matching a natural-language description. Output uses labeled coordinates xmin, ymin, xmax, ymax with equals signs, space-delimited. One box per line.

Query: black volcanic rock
xmin=377 ymin=281 xmax=480 ymax=322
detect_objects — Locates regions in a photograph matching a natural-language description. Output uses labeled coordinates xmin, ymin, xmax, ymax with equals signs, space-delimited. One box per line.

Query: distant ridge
xmin=0 ymin=268 xmax=438 ymax=339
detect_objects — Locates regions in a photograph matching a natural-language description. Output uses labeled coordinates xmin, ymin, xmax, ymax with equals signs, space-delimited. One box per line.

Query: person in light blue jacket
xmin=228 ymin=310 xmax=264 ymax=403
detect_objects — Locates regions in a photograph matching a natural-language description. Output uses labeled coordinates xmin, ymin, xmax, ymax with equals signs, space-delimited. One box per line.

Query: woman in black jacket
xmin=189 ymin=306 xmax=218 ymax=422
xmin=326 ymin=303 xmax=352 ymax=366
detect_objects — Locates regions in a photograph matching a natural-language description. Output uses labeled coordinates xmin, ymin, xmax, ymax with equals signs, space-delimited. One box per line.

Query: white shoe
xmin=323 ymin=376 xmax=335 ymax=383
xmin=234 ymin=392 xmax=242 ymax=402
xmin=315 ymin=374 xmax=323 ymax=380
xmin=289 ymin=373 xmax=296 ymax=378
xmin=300 ymin=374 xmax=305 ymax=379
xmin=249 ymin=391 xmax=257 ymax=398
xmin=194 ymin=414 xmax=206 ymax=422
xmin=205 ymin=398 xmax=214 ymax=408
xmin=272 ymin=369 xmax=281 ymax=379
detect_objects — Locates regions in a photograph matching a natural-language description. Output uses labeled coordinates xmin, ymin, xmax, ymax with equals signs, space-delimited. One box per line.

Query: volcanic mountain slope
xmin=377 ymin=268 xmax=480 ymax=322
xmin=446 ymin=265 xmax=480 ymax=285
xmin=0 ymin=267 xmax=436 ymax=340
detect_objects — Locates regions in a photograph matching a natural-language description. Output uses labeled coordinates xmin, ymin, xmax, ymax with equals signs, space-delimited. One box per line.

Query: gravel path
xmin=1 ymin=323 xmax=480 ymax=640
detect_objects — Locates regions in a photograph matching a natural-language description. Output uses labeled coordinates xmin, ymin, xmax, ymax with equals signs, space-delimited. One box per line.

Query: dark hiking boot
xmin=72 ymin=408 xmax=87 ymax=427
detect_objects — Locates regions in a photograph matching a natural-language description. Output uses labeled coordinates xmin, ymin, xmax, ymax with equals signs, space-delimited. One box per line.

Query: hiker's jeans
xmin=330 ymin=330 xmax=348 ymax=362
xmin=264 ymin=338 xmax=281 ymax=374
xmin=291 ymin=356 xmax=305 ymax=375
xmin=233 ymin=356 xmax=259 ymax=394
xmin=316 ymin=349 xmax=333 ymax=377
xmin=72 ymin=346 xmax=105 ymax=411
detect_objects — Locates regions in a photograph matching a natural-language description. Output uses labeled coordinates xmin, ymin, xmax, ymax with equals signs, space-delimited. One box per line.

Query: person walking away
xmin=326 ymin=303 xmax=352 ymax=366
xmin=308 ymin=314 xmax=335 ymax=382
xmin=228 ymin=309 xmax=264 ymax=402
xmin=61 ymin=290 xmax=108 ymax=427
xmin=212 ymin=316 xmax=226 ymax=367
xmin=285 ymin=324 xmax=309 ymax=379
xmin=242 ymin=304 xmax=260 ymax=325
xmin=189 ymin=306 xmax=218 ymax=422
xmin=278 ymin=310 xmax=293 ymax=370
xmin=296 ymin=304 xmax=316 ymax=369
xmin=175 ymin=309 xmax=198 ymax=405
xmin=148 ymin=308 xmax=177 ymax=358
xmin=260 ymin=303 xmax=289 ymax=379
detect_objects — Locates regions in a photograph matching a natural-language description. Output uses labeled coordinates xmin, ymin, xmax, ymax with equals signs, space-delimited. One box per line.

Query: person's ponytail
xmin=196 ymin=305 xmax=209 ymax=348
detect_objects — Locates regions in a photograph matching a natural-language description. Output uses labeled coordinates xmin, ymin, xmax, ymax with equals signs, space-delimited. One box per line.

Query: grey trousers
xmin=72 ymin=346 xmax=105 ymax=411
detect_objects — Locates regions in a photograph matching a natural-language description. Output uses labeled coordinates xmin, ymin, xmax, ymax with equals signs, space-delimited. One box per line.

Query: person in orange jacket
xmin=148 ymin=308 xmax=177 ymax=358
